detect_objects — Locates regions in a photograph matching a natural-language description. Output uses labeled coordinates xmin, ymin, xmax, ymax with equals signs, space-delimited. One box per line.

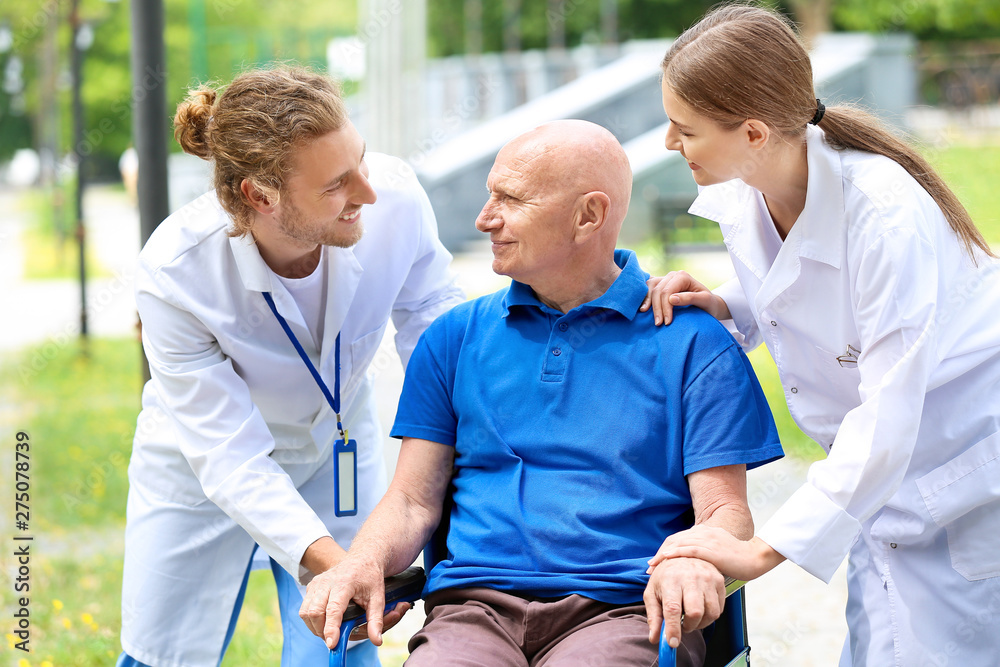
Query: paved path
xmin=3 ymin=185 xmax=848 ymax=665
xmin=1 ymin=186 xmax=141 ymax=354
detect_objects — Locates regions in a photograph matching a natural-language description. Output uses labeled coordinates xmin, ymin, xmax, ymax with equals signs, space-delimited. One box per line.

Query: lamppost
xmin=68 ymin=0 xmax=119 ymax=344
xmin=69 ymin=0 xmax=89 ymax=342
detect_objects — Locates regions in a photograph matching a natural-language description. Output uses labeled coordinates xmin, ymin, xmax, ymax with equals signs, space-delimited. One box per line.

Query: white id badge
xmin=334 ymin=438 xmax=358 ymax=517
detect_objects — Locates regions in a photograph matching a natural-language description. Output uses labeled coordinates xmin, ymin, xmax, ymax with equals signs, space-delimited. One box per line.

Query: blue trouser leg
xmin=269 ymin=555 xmax=381 ymax=666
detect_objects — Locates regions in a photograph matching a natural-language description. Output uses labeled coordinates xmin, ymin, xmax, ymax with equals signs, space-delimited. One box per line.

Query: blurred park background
xmin=1 ymin=0 xmax=999 ymax=665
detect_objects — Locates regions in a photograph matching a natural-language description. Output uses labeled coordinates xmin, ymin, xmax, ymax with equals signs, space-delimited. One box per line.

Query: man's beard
xmin=277 ymin=197 xmax=365 ymax=249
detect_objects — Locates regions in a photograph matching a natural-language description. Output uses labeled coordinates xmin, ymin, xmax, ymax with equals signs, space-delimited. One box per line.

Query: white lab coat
xmin=690 ymin=126 xmax=1000 ymax=665
xmin=120 ymin=153 xmax=464 ymax=667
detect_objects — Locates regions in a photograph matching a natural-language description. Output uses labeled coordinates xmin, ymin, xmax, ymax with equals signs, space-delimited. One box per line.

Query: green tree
xmin=0 ymin=0 xmax=356 ymax=177
xmin=428 ymin=0 xmax=722 ymax=56
xmin=832 ymin=0 xmax=1000 ymax=38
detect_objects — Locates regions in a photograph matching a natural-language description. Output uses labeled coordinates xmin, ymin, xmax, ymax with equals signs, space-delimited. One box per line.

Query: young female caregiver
xmin=644 ymin=5 xmax=1000 ymax=665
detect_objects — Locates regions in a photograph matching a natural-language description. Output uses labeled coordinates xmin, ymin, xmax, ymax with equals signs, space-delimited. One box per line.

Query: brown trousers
xmin=405 ymin=587 xmax=706 ymax=666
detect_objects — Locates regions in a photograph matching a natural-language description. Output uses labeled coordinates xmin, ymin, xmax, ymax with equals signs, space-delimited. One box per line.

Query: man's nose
xmin=475 ymin=201 xmax=499 ymax=233
xmin=352 ymin=170 xmax=378 ymax=205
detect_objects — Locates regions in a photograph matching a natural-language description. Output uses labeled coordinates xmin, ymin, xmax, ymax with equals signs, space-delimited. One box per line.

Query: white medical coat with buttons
xmin=690 ymin=126 xmax=1000 ymax=664
xmin=120 ymin=153 xmax=464 ymax=667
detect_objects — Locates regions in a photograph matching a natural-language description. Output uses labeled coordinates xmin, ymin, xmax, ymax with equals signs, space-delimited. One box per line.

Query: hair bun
xmin=173 ymin=88 xmax=217 ymax=159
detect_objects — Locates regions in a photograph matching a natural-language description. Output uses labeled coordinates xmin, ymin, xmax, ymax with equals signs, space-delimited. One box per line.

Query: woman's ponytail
xmin=817 ymin=104 xmax=994 ymax=260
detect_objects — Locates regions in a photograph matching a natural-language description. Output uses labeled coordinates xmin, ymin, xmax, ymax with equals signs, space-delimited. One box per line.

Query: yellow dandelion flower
xmin=42 ymin=661 xmax=54 ymax=667
xmin=7 ymin=633 xmax=18 ymax=648
xmin=52 ymin=599 xmax=64 ymax=611
xmin=18 ymin=659 xmax=31 ymax=667
xmin=61 ymin=617 xmax=72 ymax=629
xmin=81 ymin=612 xmax=94 ymax=625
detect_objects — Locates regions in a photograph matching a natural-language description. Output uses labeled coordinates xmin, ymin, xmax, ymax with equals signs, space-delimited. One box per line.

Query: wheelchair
xmin=329 ymin=551 xmax=750 ymax=666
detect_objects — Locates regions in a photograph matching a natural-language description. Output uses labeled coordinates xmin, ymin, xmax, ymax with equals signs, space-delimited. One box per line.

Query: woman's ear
xmin=743 ymin=119 xmax=771 ymax=150
xmin=241 ymin=178 xmax=276 ymax=214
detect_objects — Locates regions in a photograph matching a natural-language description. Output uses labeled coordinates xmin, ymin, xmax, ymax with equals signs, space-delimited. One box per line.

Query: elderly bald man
xmin=300 ymin=120 xmax=782 ymax=666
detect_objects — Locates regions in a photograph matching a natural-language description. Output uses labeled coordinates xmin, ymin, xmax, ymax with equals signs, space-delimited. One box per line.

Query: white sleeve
xmin=390 ymin=178 xmax=465 ymax=368
xmin=714 ymin=277 xmax=762 ymax=351
xmin=136 ymin=261 xmax=331 ymax=579
xmin=757 ymin=226 xmax=939 ymax=582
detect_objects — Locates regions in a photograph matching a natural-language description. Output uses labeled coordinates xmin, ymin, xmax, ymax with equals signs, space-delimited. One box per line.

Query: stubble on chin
xmin=323 ymin=219 xmax=365 ymax=248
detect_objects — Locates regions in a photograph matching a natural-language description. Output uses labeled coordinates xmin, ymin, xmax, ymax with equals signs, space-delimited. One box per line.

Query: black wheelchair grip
xmin=342 ymin=566 xmax=426 ymax=621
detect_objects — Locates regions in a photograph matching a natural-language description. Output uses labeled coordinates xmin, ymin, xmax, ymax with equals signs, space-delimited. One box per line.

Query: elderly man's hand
xmin=643 ymin=556 xmax=725 ymax=649
xmin=298 ymin=557 xmax=410 ymax=649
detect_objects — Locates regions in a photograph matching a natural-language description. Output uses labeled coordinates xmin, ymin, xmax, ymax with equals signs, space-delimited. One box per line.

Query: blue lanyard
xmin=262 ymin=292 xmax=347 ymax=441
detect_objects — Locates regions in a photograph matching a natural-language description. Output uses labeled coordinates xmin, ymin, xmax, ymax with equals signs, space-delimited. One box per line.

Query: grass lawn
xmin=2 ymin=140 xmax=995 ymax=665
xmin=0 ymin=338 xmax=283 ymax=664
xmin=927 ymin=144 xmax=1000 ymax=246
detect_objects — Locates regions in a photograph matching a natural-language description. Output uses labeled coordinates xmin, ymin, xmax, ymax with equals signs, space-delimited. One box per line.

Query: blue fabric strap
xmin=262 ymin=291 xmax=345 ymax=437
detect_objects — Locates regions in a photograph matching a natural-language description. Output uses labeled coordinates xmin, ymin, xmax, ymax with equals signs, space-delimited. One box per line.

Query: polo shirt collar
xmin=502 ymin=249 xmax=648 ymax=320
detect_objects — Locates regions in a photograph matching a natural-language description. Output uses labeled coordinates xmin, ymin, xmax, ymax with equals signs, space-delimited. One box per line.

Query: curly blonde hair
xmin=173 ymin=66 xmax=349 ymax=237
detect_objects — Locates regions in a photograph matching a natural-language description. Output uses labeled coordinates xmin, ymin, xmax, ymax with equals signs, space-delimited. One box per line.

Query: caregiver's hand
xmin=640 ymin=271 xmax=731 ymax=325
xmin=647 ymin=525 xmax=785 ymax=582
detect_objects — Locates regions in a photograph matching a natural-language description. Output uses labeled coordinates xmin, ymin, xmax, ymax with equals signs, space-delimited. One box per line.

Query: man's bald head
xmin=476 ymin=120 xmax=633 ymax=307
xmin=498 ymin=120 xmax=633 ymax=236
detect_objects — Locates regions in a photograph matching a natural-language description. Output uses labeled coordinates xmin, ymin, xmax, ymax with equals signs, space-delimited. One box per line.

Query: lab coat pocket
xmin=349 ymin=325 xmax=388 ymax=389
xmin=917 ymin=430 xmax=1000 ymax=581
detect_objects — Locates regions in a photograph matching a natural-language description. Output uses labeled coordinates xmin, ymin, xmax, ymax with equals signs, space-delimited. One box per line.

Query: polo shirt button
xmin=790 ymin=387 xmax=798 ymax=394
xmin=770 ymin=320 xmax=777 ymax=326
xmin=558 ymin=323 xmax=569 ymax=332
xmin=890 ymin=543 xmax=897 ymax=549
xmin=552 ymin=348 xmax=562 ymax=356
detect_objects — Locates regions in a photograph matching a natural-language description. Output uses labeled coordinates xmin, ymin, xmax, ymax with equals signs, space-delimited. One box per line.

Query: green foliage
xmin=3 ymin=0 xmax=1000 ymax=177
xmin=616 ymin=0 xmax=725 ymax=41
xmin=427 ymin=0 xmax=721 ymax=56
xmin=0 ymin=0 xmax=356 ymax=178
xmin=832 ymin=0 xmax=1000 ymax=39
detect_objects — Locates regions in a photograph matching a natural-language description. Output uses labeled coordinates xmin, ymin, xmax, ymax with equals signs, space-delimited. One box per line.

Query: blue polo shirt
xmin=391 ymin=249 xmax=782 ymax=603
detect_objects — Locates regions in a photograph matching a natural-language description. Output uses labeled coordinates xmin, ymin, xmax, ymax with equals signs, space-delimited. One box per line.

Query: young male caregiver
xmin=117 ymin=66 xmax=463 ymax=666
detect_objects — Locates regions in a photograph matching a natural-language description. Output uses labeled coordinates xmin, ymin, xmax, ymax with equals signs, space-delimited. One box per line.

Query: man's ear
xmin=241 ymin=178 xmax=276 ymax=215
xmin=574 ymin=191 xmax=611 ymax=241
xmin=743 ymin=118 xmax=770 ymax=151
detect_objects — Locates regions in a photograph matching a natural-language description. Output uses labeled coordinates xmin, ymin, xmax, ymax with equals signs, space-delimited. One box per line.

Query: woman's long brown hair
xmin=661 ymin=3 xmax=994 ymax=260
